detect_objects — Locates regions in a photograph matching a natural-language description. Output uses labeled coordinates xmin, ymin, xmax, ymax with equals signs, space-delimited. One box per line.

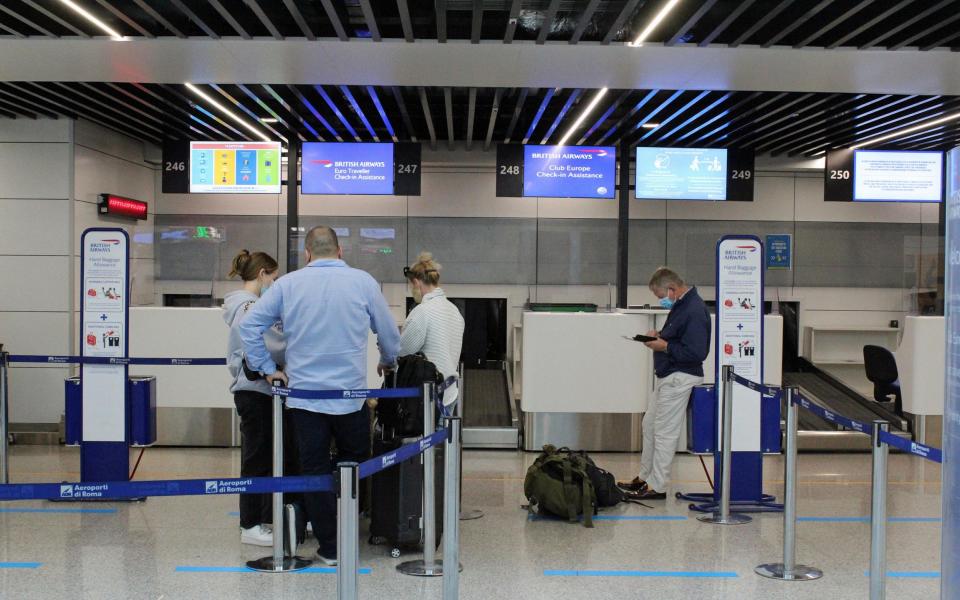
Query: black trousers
xmin=234 ymin=390 xmax=301 ymax=529
xmin=290 ymin=405 xmax=370 ymax=555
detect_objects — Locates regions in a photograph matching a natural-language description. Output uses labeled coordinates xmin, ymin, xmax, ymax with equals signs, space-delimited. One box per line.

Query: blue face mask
xmin=659 ymin=297 xmax=675 ymax=309
xmin=259 ymin=280 xmax=272 ymax=296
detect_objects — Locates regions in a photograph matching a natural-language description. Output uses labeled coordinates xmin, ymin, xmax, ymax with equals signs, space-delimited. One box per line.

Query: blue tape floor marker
xmin=799 ymin=516 xmax=941 ymax=523
xmin=175 ymin=566 xmax=372 ymax=574
xmin=0 ymin=563 xmax=41 ymax=569
xmin=864 ymin=571 xmax=940 ymax=578
xmin=544 ymin=570 xmax=738 ymax=578
xmin=0 ymin=507 xmax=116 ymax=514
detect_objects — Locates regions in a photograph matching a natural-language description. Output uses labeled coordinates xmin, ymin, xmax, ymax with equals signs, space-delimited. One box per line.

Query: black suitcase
xmin=368 ymin=435 xmax=444 ymax=558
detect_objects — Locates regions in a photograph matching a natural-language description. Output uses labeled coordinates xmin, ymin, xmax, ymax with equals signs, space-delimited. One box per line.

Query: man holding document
xmin=620 ymin=268 xmax=711 ymax=500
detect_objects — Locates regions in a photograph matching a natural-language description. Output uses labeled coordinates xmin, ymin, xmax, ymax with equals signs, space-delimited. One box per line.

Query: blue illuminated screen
xmin=522 ymin=145 xmax=616 ymax=199
xmin=635 ymin=147 xmax=728 ymax=200
xmin=302 ymin=142 xmax=394 ymax=195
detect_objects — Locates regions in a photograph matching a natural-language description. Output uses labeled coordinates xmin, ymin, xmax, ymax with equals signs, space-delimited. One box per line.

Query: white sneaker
xmin=240 ymin=525 xmax=273 ymax=547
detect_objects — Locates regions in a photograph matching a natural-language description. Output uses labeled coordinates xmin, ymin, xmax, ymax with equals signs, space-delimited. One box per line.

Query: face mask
xmin=659 ymin=297 xmax=675 ymax=309
xmin=259 ymin=280 xmax=272 ymax=296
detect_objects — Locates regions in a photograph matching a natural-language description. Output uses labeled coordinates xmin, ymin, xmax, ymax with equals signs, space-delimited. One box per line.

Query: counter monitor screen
xmin=189 ymin=141 xmax=281 ymax=194
xmin=853 ymin=150 xmax=943 ymax=202
xmin=522 ymin=145 xmax=616 ymax=198
xmin=635 ymin=147 xmax=728 ymax=200
xmin=302 ymin=142 xmax=395 ymax=195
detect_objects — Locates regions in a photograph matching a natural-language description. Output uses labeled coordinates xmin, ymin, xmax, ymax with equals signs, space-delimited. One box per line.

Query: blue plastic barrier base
xmin=676 ymin=491 xmax=783 ymax=514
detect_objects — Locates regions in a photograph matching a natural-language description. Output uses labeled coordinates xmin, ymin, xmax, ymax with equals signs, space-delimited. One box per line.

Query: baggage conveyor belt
xmin=460 ymin=361 xmax=520 ymax=449
xmin=783 ymin=369 xmax=911 ymax=451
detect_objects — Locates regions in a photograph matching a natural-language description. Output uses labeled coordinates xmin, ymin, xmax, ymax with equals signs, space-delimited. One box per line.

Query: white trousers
xmin=637 ymin=371 xmax=703 ymax=493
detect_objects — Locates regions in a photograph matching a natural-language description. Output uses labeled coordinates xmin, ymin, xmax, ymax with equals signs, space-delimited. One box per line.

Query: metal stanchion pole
xmin=699 ymin=365 xmax=752 ymax=525
xmin=756 ymin=387 xmax=822 ymax=580
xmin=456 ymin=363 xmax=483 ymax=522
xmin=247 ymin=391 xmax=311 ymax=572
xmin=443 ymin=416 xmax=463 ymax=600
xmin=870 ymin=420 xmax=890 ymax=600
xmin=0 ymin=345 xmax=9 ymax=484
xmin=337 ymin=462 xmax=360 ymax=600
xmin=398 ymin=382 xmax=444 ymax=576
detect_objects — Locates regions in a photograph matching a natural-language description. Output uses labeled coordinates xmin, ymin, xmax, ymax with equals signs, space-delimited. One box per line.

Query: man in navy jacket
xmin=620 ymin=268 xmax=711 ymax=499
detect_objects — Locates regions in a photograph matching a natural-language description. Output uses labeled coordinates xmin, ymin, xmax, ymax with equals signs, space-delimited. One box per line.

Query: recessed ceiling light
xmin=632 ymin=0 xmax=683 ymax=46
xmin=557 ymin=88 xmax=609 ymax=147
xmin=185 ymin=83 xmax=272 ymax=142
xmin=260 ymin=118 xmax=278 ymax=123
xmin=851 ymin=111 xmax=960 ymax=149
xmin=642 ymin=123 xmax=660 ymax=129
xmin=58 ymin=0 xmax=125 ymax=39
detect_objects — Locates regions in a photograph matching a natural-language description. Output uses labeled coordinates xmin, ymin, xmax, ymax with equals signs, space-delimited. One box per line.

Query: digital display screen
xmin=853 ymin=150 xmax=943 ymax=202
xmin=189 ymin=141 xmax=281 ymax=194
xmin=302 ymin=142 xmax=394 ymax=195
xmin=522 ymin=145 xmax=615 ymax=198
xmin=635 ymin=147 xmax=728 ymax=200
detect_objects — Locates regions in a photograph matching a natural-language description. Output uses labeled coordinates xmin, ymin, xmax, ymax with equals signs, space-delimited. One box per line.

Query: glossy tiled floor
xmin=0 ymin=445 xmax=943 ymax=599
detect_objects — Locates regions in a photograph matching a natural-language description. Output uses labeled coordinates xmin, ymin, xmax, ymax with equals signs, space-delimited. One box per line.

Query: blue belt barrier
xmin=878 ymin=430 xmax=943 ymax=464
xmin=7 ymin=355 xmax=227 ymax=366
xmin=0 ymin=474 xmax=333 ymax=502
xmin=730 ymin=373 xmax=780 ymax=398
xmin=358 ymin=429 xmax=448 ymax=480
xmin=272 ymin=386 xmax=422 ymax=400
xmin=794 ymin=393 xmax=870 ymax=434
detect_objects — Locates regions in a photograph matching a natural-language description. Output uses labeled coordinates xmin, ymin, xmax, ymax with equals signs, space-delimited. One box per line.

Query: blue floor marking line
xmin=593 ymin=516 xmax=688 ymax=521
xmin=864 ymin=571 xmax=940 ymax=578
xmin=0 ymin=563 xmax=41 ymax=569
xmin=544 ymin=570 xmax=738 ymax=578
xmin=0 ymin=507 xmax=116 ymax=514
xmin=799 ymin=516 xmax=941 ymax=523
xmin=175 ymin=566 xmax=372 ymax=574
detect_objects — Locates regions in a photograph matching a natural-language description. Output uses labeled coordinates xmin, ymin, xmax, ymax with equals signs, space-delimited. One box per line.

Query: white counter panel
xmin=521 ymin=311 xmax=656 ymax=413
xmin=897 ymin=316 xmax=945 ymax=416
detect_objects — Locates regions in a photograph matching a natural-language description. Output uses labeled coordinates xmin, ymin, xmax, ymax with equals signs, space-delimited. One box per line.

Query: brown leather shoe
xmin=633 ymin=488 xmax=667 ymax=500
xmin=617 ymin=477 xmax=648 ymax=492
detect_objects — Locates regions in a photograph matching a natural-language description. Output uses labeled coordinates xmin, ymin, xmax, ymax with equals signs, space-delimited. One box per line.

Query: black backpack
xmin=578 ymin=454 xmax=650 ymax=508
xmin=378 ymin=354 xmax=443 ymax=437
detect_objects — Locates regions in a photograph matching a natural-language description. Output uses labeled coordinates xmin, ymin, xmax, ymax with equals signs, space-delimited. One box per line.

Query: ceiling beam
xmin=207 ymin=0 xmax=251 ymax=39
xmin=390 ymin=87 xmax=417 ymax=142
xmin=730 ymin=0 xmax=795 ymax=47
xmin=282 ymin=0 xmax=314 ymax=40
xmin=537 ymin=0 xmax=561 ymax=45
xmin=319 ymin=0 xmax=348 ymax=41
xmin=921 ymin=30 xmax=960 ymax=52
xmin=471 ymin=0 xmax=482 ymax=44
xmin=285 ymin=84 xmax=338 ymax=140
xmin=20 ymin=82 xmax=159 ymax=142
xmin=676 ymin=91 xmax=762 ymax=144
xmin=650 ymin=91 xmax=732 ymax=144
xmin=763 ymin=0 xmax=835 ymax=48
xmin=666 ymin=0 xmax=719 ymax=46
xmin=418 ymin=86 xmax=437 ymax=150
xmin=699 ymin=0 xmax=756 ymax=46
xmin=93 ymin=0 xmax=153 ymax=38
xmin=794 ymin=0 xmax=874 ymax=47
xmin=49 ymin=82 xmax=164 ymax=135
xmin=131 ymin=0 xmax=186 ymax=38
xmin=763 ymin=94 xmax=899 ymax=154
xmin=749 ymin=94 xmax=864 ymax=150
xmin=436 ymin=0 xmax=447 ymax=43
xmin=211 ymin=84 xmax=288 ymax=141
xmin=19 ymin=0 xmax=89 ymax=38
xmin=890 ymin=12 xmax=960 ymax=51
xmin=857 ymin=0 xmax=950 ymax=49
xmin=443 ymin=87 xmax=454 ymax=150
xmin=629 ymin=90 xmax=712 ymax=145
xmin=504 ymin=88 xmax=530 ymax=143
xmin=104 ymin=82 xmax=210 ymax=139
xmin=0 ymin=22 xmax=25 ymax=38
xmin=0 ymin=4 xmax=56 ymax=37
xmin=602 ymin=0 xmax=642 ymax=45
xmin=523 ymin=88 xmax=556 ymax=144
xmin=569 ymin=0 xmax=601 ymax=45
xmin=596 ymin=90 xmax=659 ymax=145
xmin=340 ymin=85 xmax=378 ymax=141
xmin=169 ymin=0 xmax=220 ymax=39
xmin=503 ymin=0 xmax=521 ymax=43
xmin=366 ymin=86 xmax=396 ymax=142
xmin=0 ymin=95 xmax=38 ymax=118
xmin=397 ymin=0 xmax=414 ymax=42
xmin=483 ymin=88 xmax=501 ymax=151
xmin=131 ymin=83 xmax=227 ymax=138
xmin=0 ymin=84 xmax=68 ymax=118
xmin=577 ymin=90 xmax=629 ymax=145
xmin=244 ymin=0 xmax=283 ymax=40
xmin=358 ymin=0 xmax=380 ymax=42
xmin=315 ymin=85 xmax=360 ymax=141
xmin=465 ymin=87 xmax=477 ymax=150
xmin=541 ymin=88 xmax=582 ymax=145
xmin=826 ymin=0 xmax=916 ymax=49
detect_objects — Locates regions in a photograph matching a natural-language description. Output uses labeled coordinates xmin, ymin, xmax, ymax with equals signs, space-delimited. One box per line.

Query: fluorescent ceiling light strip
xmin=558 ymin=88 xmax=608 ymax=146
xmin=633 ymin=0 xmax=682 ymax=45
xmin=851 ymin=111 xmax=960 ymax=149
xmin=58 ymin=0 xmax=123 ymax=38
xmin=185 ymin=82 xmax=271 ymax=141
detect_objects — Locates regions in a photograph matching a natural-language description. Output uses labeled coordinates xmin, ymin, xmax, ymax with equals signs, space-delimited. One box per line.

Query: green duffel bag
xmin=523 ymin=445 xmax=597 ymax=528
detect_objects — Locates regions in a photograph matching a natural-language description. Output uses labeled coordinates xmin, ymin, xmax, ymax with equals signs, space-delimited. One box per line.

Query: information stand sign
xmin=79 ymin=229 xmax=130 ymax=482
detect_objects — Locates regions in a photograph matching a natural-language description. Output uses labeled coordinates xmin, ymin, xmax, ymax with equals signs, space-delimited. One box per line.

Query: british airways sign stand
xmin=683 ymin=236 xmax=780 ymax=513
xmin=77 ymin=228 xmax=131 ymax=487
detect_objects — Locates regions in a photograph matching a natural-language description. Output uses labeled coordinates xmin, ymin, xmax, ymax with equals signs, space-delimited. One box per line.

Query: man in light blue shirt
xmin=240 ymin=225 xmax=399 ymax=565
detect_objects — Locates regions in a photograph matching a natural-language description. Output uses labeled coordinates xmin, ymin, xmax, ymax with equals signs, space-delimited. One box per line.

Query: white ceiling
xmin=2 ymin=38 xmax=960 ymax=96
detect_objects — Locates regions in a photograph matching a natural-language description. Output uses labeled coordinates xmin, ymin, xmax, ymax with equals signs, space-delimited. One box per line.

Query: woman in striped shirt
xmin=400 ymin=252 xmax=465 ymax=406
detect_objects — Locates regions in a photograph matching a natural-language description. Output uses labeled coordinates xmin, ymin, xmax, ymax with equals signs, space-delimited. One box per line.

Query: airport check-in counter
xmin=520 ymin=309 xmax=783 ymax=452
xmin=896 ymin=315 xmax=945 ymax=444
xmin=128 ymin=307 xmax=386 ymax=446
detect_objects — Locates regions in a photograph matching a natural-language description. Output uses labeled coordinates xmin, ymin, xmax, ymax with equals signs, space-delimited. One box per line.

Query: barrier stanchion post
xmin=756 ymin=387 xmax=822 ymax=580
xmin=0 ymin=344 xmax=8 ymax=483
xmin=247 ymin=391 xmax=311 ymax=573
xmin=443 ymin=416 xmax=462 ymax=600
xmin=337 ymin=462 xmax=360 ymax=600
xmin=398 ymin=382 xmax=445 ymax=577
xmin=699 ymin=365 xmax=752 ymax=525
xmin=870 ymin=420 xmax=890 ymax=600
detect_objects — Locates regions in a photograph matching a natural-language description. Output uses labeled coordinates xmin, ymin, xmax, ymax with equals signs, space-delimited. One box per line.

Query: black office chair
xmin=863 ymin=345 xmax=902 ymax=416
